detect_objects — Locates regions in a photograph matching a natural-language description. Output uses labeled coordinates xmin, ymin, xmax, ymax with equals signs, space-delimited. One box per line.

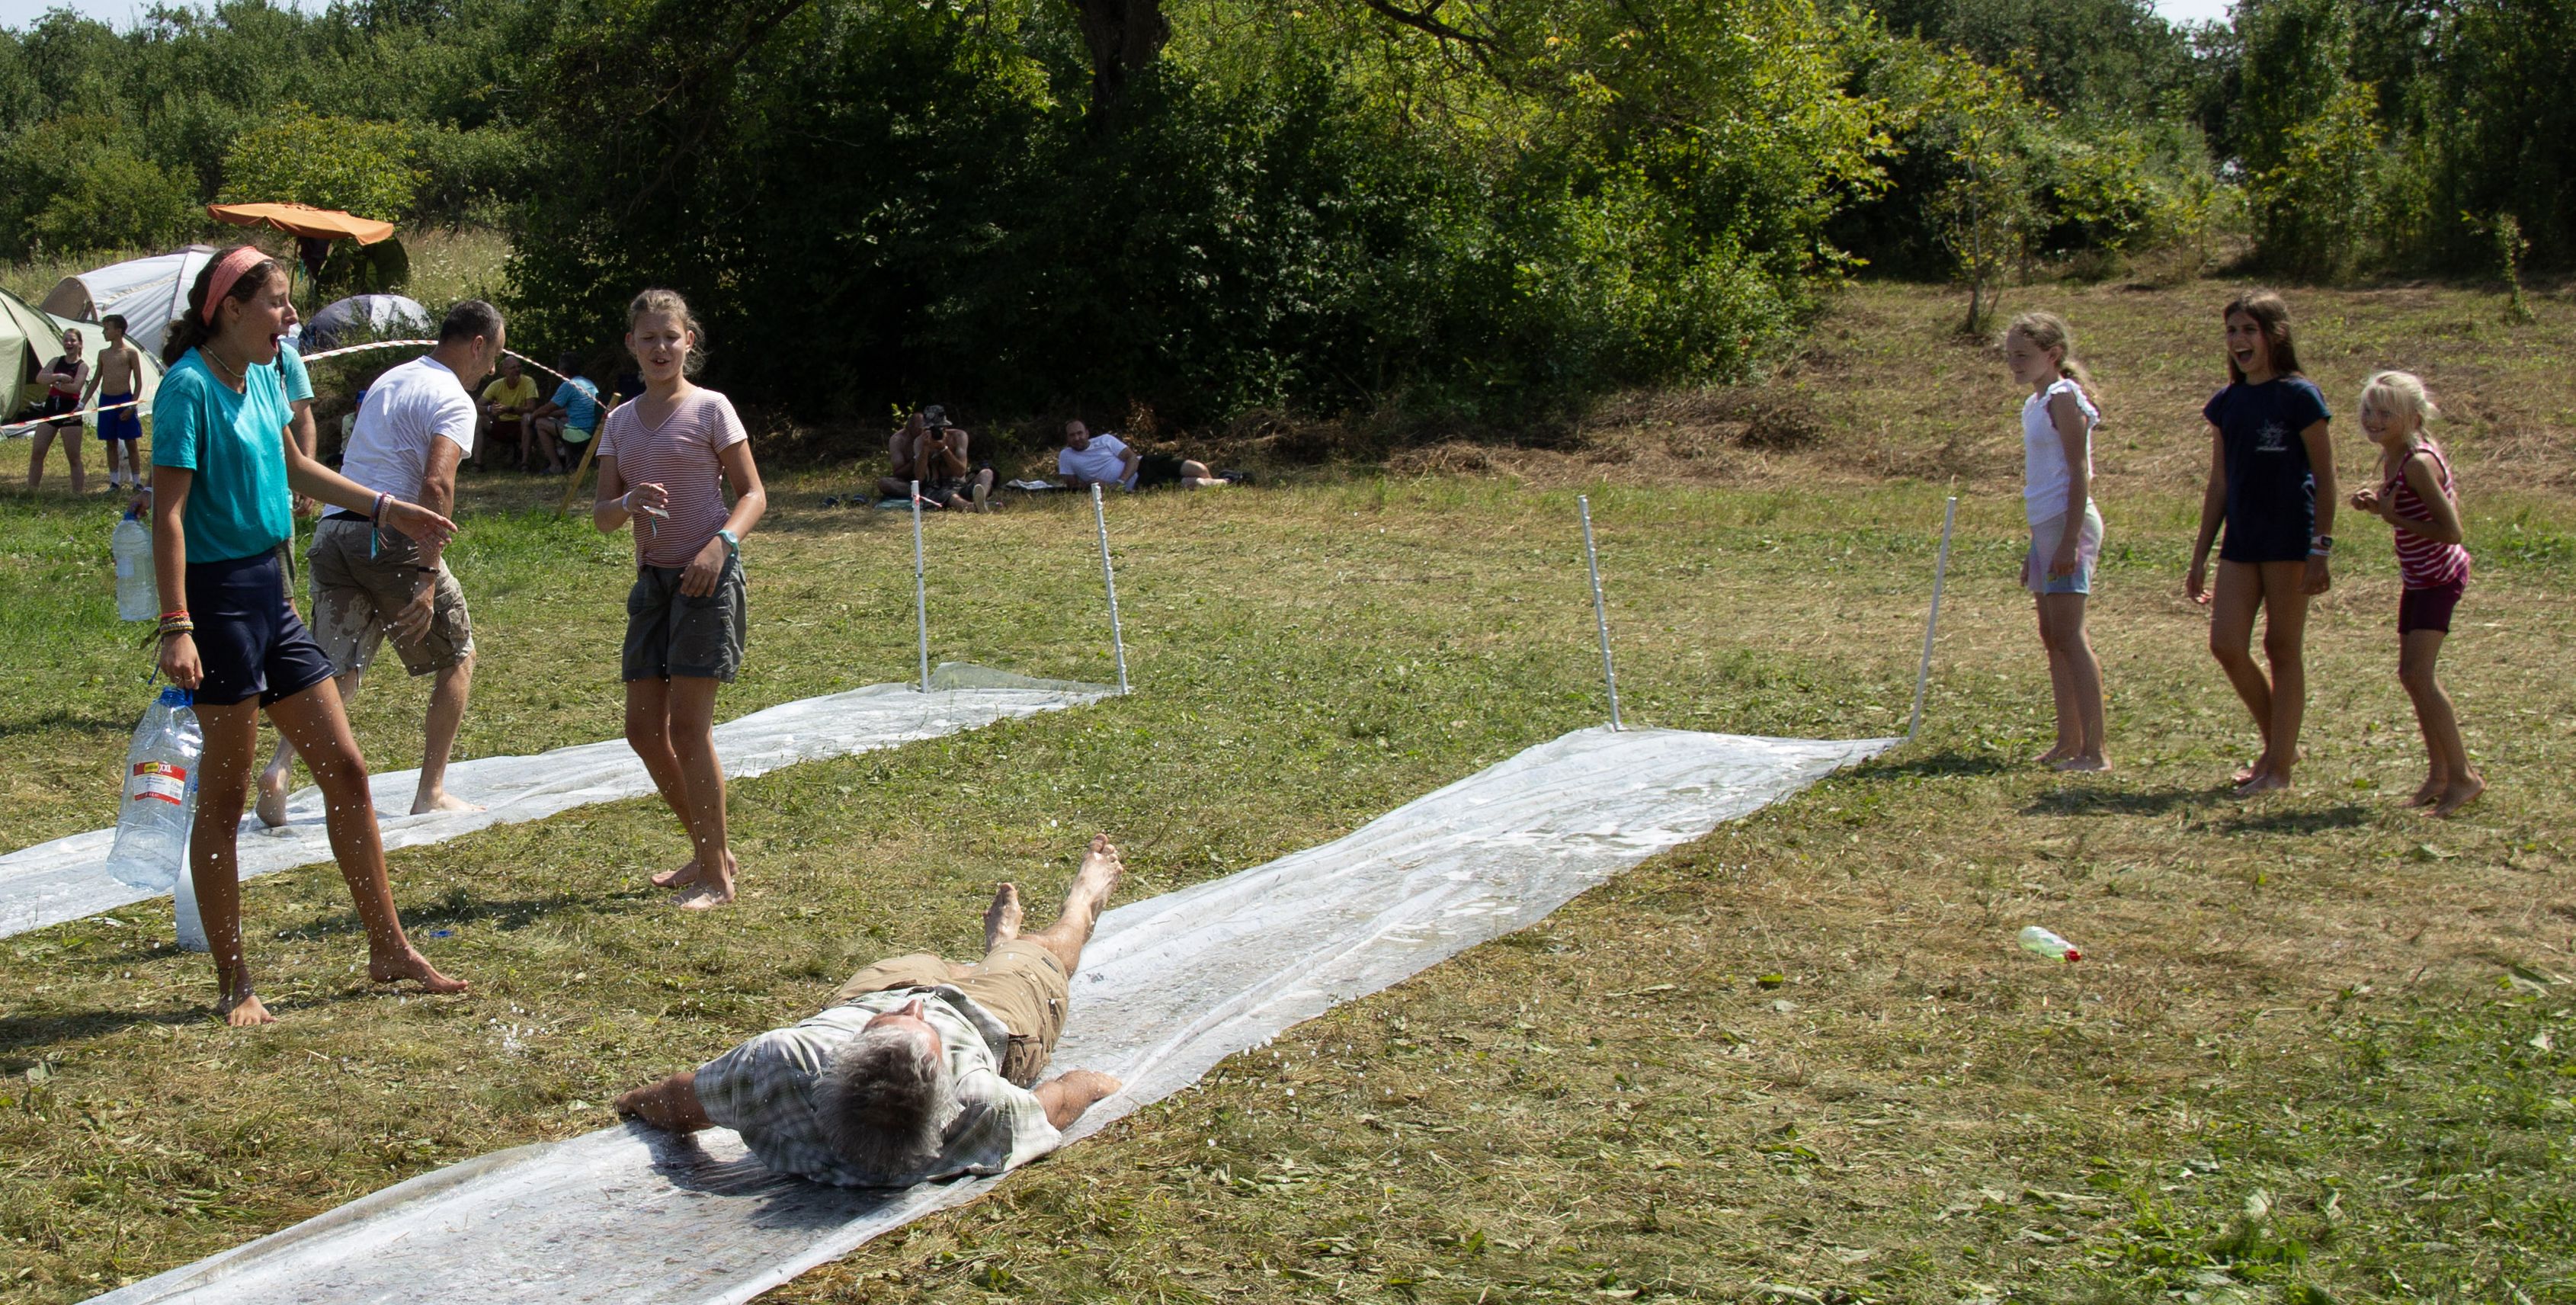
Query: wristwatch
xmin=2309 ymin=534 xmax=2334 ymax=556
xmin=717 ymin=528 xmax=741 ymax=560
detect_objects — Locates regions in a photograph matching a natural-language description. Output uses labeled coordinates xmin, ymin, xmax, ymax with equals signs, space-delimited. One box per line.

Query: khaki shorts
xmin=307 ymin=517 xmax=474 ymax=678
xmin=828 ymin=941 xmax=1070 ymax=1087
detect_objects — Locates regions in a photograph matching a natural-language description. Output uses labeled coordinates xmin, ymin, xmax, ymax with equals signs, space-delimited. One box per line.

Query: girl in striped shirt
xmin=2347 ymin=370 xmax=2481 ymax=817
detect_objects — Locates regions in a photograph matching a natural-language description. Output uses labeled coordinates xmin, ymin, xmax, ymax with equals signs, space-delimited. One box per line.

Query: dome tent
xmin=40 ymin=245 xmax=216 ymax=358
xmin=1 ymin=287 xmax=163 ymax=425
xmin=303 ymin=293 xmax=433 ymax=351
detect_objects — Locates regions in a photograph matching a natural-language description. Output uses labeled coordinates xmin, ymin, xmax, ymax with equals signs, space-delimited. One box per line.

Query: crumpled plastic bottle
xmin=2019 ymin=925 xmax=2081 ymax=962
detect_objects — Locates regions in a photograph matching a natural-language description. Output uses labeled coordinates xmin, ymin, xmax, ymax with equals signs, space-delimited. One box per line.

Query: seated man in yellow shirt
xmin=476 ymin=355 xmax=543 ymax=472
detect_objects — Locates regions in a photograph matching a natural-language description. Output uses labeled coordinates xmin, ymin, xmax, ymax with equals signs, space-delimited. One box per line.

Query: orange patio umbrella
xmin=206 ymin=203 xmax=399 ymax=312
xmin=205 ymin=202 xmax=396 ymax=245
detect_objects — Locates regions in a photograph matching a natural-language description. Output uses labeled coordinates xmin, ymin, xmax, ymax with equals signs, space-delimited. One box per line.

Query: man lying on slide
xmin=615 ymin=835 xmax=1128 ymax=1185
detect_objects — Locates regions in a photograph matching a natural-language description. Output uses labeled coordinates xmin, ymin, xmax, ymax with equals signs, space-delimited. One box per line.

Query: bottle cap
xmin=158 ymin=686 xmax=194 ymax=708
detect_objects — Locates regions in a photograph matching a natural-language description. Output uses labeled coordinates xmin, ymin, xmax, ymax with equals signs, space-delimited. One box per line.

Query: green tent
xmin=2 ymin=286 xmax=165 ymax=429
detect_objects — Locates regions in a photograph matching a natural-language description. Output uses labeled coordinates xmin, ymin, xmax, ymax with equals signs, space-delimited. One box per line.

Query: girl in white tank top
xmin=2004 ymin=312 xmax=2110 ymax=771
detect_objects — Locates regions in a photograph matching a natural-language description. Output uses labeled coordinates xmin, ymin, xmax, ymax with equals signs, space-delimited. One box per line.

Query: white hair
xmin=814 ymin=1024 xmax=955 ymax=1178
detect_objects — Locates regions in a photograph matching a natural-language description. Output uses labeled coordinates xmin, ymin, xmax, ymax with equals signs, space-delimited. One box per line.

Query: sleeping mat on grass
xmin=0 ymin=665 xmax=1110 ymax=941
xmin=87 ymin=723 xmax=1893 ymax=1305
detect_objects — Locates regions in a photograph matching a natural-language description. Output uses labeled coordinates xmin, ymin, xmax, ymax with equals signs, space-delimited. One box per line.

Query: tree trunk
xmin=1068 ymin=0 xmax=1171 ymax=122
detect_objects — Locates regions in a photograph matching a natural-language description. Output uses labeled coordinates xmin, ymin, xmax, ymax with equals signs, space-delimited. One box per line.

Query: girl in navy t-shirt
xmin=2186 ymin=291 xmax=2338 ymax=797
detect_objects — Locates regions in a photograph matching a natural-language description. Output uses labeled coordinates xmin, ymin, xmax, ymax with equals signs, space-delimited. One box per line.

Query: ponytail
xmin=2004 ymin=311 xmax=2091 ymax=388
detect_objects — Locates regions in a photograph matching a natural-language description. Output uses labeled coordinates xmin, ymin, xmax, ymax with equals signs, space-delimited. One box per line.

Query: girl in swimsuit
xmin=2186 ymin=291 xmax=2337 ymax=797
xmin=2347 ymin=370 xmax=2482 ymax=817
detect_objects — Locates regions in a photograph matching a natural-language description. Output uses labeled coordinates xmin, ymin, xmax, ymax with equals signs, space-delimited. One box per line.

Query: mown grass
xmin=3 ymin=275 xmax=2574 ymax=1304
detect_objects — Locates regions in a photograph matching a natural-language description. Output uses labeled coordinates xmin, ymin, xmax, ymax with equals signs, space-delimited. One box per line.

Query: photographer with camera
xmin=875 ymin=406 xmax=993 ymax=512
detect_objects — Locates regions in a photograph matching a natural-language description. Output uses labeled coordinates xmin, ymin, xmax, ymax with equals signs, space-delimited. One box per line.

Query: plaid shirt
xmin=694 ymin=985 xmax=1060 ymax=1188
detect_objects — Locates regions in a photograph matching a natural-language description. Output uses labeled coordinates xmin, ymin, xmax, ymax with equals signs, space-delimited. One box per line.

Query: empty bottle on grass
xmin=112 ymin=508 xmax=155 ymax=620
xmin=105 ymin=688 xmax=201 ymax=891
xmin=2019 ymin=925 xmax=2081 ymax=962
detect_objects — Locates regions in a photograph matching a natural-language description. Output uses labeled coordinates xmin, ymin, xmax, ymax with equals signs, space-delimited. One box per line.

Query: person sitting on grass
xmin=616 ymin=834 xmax=1129 ymax=1187
xmin=1055 ymin=419 xmax=1231 ymax=492
xmin=476 ymin=354 xmax=542 ymax=472
xmin=876 ymin=406 xmax=993 ymax=511
xmin=530 ymin=353 xmax=603 ymax=476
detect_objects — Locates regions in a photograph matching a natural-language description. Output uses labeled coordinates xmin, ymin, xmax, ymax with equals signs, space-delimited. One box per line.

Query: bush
xmin=219 ymin=109 xmax=423 ymax=223
xmin=0 ymin=115 xmax=197 ymax=258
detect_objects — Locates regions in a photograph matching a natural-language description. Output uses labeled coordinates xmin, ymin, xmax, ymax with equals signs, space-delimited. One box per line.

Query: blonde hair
xmin=2004 ymin=311 xmax=2091 ymax=386
xmin=2360 ymin=370 xmax=2438 ymax=428
xmin=626 ymin=287 xmax=708 ymax=375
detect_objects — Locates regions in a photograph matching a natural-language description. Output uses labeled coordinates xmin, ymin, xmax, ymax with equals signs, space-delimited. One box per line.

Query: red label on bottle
xmin=129 ymin=760 xmax=187 ymax=805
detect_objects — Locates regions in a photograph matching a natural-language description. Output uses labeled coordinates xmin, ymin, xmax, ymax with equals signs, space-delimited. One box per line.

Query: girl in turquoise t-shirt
xmin=149 ymin=245 xmax=469 ymax=1026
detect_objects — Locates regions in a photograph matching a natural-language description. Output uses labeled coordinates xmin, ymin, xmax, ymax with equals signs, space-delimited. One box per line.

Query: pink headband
xmin=200 ymin=247 xmax=272 ymax=325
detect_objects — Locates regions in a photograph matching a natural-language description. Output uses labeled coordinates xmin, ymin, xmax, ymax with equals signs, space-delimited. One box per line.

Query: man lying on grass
xmin=615 ymin=835 xmax=1129 ymax=1185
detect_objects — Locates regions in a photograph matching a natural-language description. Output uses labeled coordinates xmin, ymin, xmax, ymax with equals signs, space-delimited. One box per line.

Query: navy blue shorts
xmin=183 ymin=550 xmax=338 ymax=708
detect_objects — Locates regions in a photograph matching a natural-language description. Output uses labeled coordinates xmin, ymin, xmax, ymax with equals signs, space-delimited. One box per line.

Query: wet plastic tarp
xmin=0 ymin=665 xmax=1109 ymax=940
xmin=88 ymin=724 xmax=1892 ymax=1305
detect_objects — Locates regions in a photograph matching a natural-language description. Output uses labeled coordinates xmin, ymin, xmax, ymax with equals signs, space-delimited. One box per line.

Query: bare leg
xmin=412 ymin=656 xmax=480 ymax=815
xmin=2206 ymin=560 xmax=2273 ymax=786
xmin=625 ymin=678 xmax=703 ymax=890
xmin=985 ymin=882 xmax=1024 ymax=950
xmin=267 ymin=680 xmax=466 ymax=994
xmin=2035 ymin=596 xmax=2075 ymax=763
xmin=2400 ymin=628 xmax=2483 ymax=816
xmin=188 ymin=698 xmax=274 ymax=1025
xmin=1178 ymin=458 xmax=1229 ymax=489
xmin=2240 ymin=561 xmax=2310 ymax=794
xmin=2040 ymin=593 xmax=2108 ymax=769
xmin=259 ymin=669 xmax=361 ymax=827
xmin=25 ymin=426 xmax=53 ymax=489
xmin=629 ymin=677 xmax=736 ymax=906
xmin=1018 ymin=834 xmax=1126 ymax=976
xmin=62 ymin=432 xmax=85 ymax=494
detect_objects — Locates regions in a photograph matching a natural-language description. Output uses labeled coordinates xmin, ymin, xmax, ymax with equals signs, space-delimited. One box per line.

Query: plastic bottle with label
xmin=2018 ymin=925 xmax=2081 ymax=962
xmin=112 ymin=508 xmax=155 ymax=620
xmin=104 ymin=688 xmax=201 ymax=891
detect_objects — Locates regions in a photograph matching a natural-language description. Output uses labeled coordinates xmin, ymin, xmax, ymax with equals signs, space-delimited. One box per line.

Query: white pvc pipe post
xmin=1091 ymin=484 xmax=1131 ymax=694
xmin=1578 ymin=495 xmax=1623 ymax=732
xmin=1906 ymin=495 xmax=1960 ymax=743
xmin=911 ymin=480 xmax=931 ymax=693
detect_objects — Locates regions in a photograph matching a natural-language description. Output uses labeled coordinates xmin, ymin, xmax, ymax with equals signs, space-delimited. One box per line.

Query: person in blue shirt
xmin=148 ymin=245 xmax=470 ymax=1028
xmin=2186 ymin=290 xmax=2338 ymax=798
xmin=274 ymin=330 xmax=319 ymax=515
xmin=530 ymin=352 xmax=603 ymax=475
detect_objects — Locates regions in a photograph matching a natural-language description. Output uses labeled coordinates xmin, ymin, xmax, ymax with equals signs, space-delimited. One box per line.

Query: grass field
xmin=2 ymin=276 xmax=2574 ymax=1304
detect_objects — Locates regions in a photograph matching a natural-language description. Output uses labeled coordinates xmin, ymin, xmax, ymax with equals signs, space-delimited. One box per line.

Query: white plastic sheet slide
xmin=0 ymin=665 xmax=1109 ymax=941
xmin=88 ymin=724 xmax=1892 ymax=1305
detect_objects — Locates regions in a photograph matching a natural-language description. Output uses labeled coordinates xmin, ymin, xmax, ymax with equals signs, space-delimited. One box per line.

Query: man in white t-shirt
xmin=1055 ymin=419 xmax=1230 ymax=492
xmin=255 ymin=301 xmax=505 ymax=827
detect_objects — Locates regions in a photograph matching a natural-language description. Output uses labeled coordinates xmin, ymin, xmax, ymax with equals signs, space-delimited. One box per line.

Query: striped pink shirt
xmin=2385 ymin=438 xmax=2471 ymax=589
xmin=598 ymin=388 xmax=749 ymax=568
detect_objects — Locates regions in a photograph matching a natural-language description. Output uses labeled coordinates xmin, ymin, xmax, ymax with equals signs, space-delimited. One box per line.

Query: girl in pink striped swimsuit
xmin=2348 ymin=370 xmax=2482 ymax=817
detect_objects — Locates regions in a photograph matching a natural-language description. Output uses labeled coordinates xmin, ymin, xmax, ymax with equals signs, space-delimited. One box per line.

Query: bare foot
xmin=370 ymin=949 xmax=469 ymax=995
xmin=219 ymin=989 xmax=276 ymax=1027
xmin=2231 ymin=759 xmax=2262 ymax=786
xmin=2432 ymin=773 xmax=2485 ymax=819
xmin=651 ymin=857 xmax=702 ymax=890
xmin=2053 ymin=753 xmax=2111 ymax=773
xmin=411 ymin=789 xmax=485 ymax=817
xmin=2404 ymin=774 xmax=2446 ymax=808
xmin=985 ymin=882 xmax=1024 ymax=950
xmin=255 ymin=764 xmax=293 ymax=829
xmin=1072 ymin=833 xmax=1126 ymax=907
xmin=2035 ymin=745 xmax=2071 ymax=767
xmin=675 ymin=853 xmax=739 ymax=910
xmin=2234 ymin=769 xmax=2291 ymax=797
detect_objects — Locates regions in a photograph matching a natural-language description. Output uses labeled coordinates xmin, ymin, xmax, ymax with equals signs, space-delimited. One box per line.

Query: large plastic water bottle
xmin=112 ymin=509 xmax=155 ymax=620
xmin=104 ymin=688 xmax=201 ymax=891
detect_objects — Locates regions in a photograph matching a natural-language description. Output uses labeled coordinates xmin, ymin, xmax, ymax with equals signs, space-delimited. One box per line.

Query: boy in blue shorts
xmin=85 ymin=316 xmax=150 ymax=491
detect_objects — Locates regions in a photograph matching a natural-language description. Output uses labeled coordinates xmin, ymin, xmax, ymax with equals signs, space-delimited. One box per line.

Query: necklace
xmin=202 ymin=345 xmax=248 ymax=390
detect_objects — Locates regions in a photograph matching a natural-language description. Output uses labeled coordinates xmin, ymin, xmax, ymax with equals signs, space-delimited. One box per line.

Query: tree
xmin=1067 ymin=0 xmax=1169 ymax=119
xmin=219 ymin=108 xmax=423 ymax=220
xmin=0 ymin=114 xmax=197 ymax=258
